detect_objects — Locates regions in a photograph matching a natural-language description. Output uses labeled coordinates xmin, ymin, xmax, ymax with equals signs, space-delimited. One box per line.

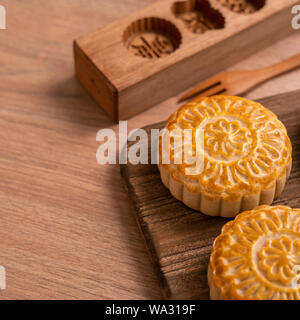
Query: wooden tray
xmin=74 ymin=0 xmax=297 ymax=121
xmin=120 ymin=90 xmax=300 ymax=299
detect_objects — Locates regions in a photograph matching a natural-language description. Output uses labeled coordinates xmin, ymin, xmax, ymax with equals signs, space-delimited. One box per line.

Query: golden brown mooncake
xmin=158 ymin=96 xmax=292 ymax=217
xmin=208 ymin=205 xmax=300 ymax=300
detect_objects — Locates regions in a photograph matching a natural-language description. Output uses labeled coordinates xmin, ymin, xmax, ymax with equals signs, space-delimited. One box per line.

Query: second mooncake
xmin=208 ymin=205 xmax=300 ymax=300
xmin=158 ymin=96 xmax=292 ymax=217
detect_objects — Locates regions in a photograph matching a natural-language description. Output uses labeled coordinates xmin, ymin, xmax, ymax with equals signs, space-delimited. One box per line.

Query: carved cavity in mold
xmin=172 ymin=0 xmax=225 ymax=34
xmin=217 ymin=0 xmax=266 ymax=14
xmin=123 ymin=17 xmax=182 ymax=59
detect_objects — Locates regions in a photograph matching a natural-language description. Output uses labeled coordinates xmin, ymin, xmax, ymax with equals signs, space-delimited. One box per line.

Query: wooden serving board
xmin=75 ymin=0 xmax=298 ymax=121
xmin=120 ymin=90 xmax=300 ymax=300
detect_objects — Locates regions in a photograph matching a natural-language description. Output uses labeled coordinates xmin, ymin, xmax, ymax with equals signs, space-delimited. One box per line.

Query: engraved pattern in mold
xmin=172 ymin=0 xmax=225 ymax=34
xmin=218 ymin=0 xmax=265 ymax=14
xmin=177 ymin=11 xmax=217 ymax=34
xmin=129 ymin=34 xmax=174 ymax=59
xmin=123 ymin=17 xmax=182 ymax=59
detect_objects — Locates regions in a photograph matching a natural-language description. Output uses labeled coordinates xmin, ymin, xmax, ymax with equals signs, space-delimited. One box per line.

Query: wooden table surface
xmin=0 ymin=0 xmax=299 ymax=300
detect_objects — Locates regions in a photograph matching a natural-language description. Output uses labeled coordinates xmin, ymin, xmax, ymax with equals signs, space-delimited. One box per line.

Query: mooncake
xmin=208 ymin=205 xmax=300 ymax=300
xmin=158 ymin=96 xmax=292 ymax=217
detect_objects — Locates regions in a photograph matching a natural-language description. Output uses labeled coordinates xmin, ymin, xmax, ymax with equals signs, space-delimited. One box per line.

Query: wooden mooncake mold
xmin=74 ymin=0 xmax=297 ymax=120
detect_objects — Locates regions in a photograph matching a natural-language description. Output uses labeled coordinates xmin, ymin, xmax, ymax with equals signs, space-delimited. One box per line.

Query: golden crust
xmin=209 ymin=205 xmax=300 ymax=300
xmin=158 ymin=96 xmax=292 ymax=216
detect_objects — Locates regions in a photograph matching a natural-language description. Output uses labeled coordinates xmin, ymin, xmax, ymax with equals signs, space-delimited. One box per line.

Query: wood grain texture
xmin=75 ymin=0 xmax=298 ymax=120
xmin=0 ymin=0 xmax=299 ymax=300
xmin=121 ymin=90 xmax=300 ymax=299
xmin=0 ymin=0 xmax=162 ymax=300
